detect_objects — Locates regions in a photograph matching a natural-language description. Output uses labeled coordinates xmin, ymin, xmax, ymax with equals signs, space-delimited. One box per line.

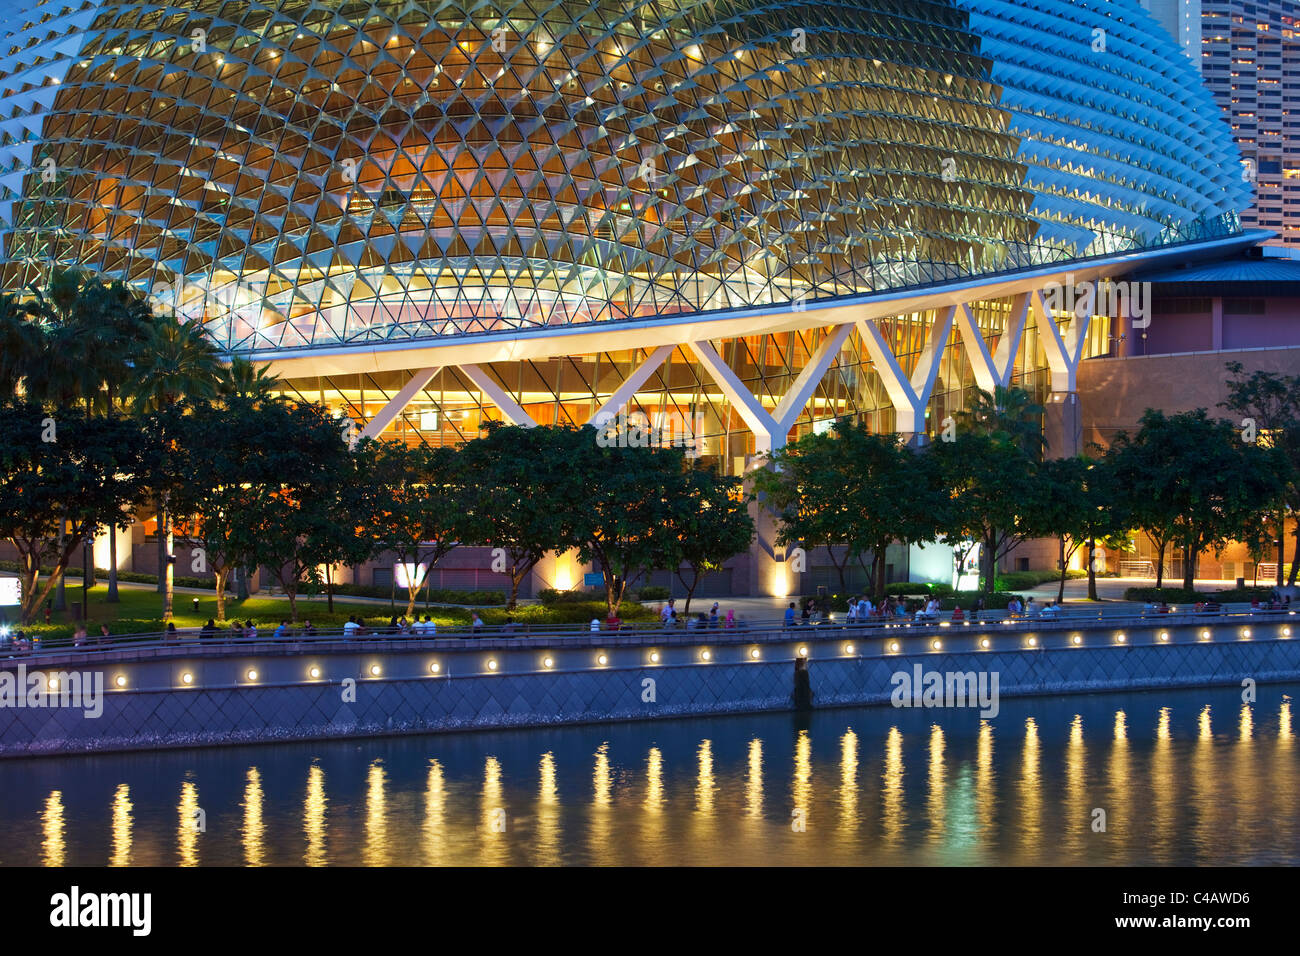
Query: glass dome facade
xmin=0 ymin=0 xmax=1250 ymax=352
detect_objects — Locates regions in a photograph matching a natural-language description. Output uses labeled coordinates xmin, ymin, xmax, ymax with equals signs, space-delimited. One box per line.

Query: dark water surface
xmin=2 ymin=684 xmax=1297 ymax=866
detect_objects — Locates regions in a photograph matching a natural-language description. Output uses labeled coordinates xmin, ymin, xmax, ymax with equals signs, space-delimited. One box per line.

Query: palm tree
xmin=219 ymin=355 xmax=284 ymax=404
xmin=125 ymin=313 xmax=224 ymax=620
xmin=0 ymin=293 xmax=42 ymax=400
xmin=955 ymin=385 xmax=1046 ymax=457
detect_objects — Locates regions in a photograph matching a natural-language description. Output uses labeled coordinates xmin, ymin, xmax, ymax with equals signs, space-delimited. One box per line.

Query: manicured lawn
xmin=1 ymin=581 xmax=657 ymax=641
xmin=1 ymin=583 xmax=470 ymax=640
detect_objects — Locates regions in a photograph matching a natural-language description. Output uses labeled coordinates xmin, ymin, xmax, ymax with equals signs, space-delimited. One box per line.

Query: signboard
xmin=0 ymin=577 xmax=19 ymax=607
xmin=583 ymin=572 xmax=604 ymax=588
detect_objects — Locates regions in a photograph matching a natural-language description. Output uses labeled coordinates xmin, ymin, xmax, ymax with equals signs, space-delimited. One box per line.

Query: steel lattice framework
xmin=0 ymin=0 xmax=1250 ymax=354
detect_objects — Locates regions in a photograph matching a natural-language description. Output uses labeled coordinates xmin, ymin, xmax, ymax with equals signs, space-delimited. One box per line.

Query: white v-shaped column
xmin=1030 ymin=291 xmax=1091 ymax=393
xmin=955 ymin=293 xmax=1029 ymax=393
xmin=689 ymin=325 xmax=853 ymax=454
xmin=589 ymin=345 xmax=673 ymax=427
xmin=857 ymin=305 xmax=954 ymax=439
xmin=357 ymin=366 xmax=441 ymax=442
xmin=460 ymin=364 xmax=538 ymax=427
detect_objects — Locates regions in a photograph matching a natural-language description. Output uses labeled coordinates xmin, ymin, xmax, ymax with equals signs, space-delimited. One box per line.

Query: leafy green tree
xmin=459 ymin=423 xmax=586 ymax=610
xmin=954 ymin=385 xmax=1046 ymax=457
xmin=757 ymin=420 xmax=947 ymax=599
xmin=359 ymin=440 xmax=465 ymax=618
xmin=165 ymin=396 xmax=297 ymax=620
xmin=0 ymin=404 xmax=153 ymax=622
xmin=1107 ymin=426 xmax=1179 ymax=589
xmin=236 ymin=401 xmax=358 ymax=621
xmin=1037 ymin=454 xmax=1129 ymax=601
xmin=14 ymin=270 xmax=156 ymax=604
xmin=125 ymin=313 xmax=223 ymax=620
xmin=933 ymin=429 xmax=1053 ymax=598
xmin=0 ymin=293 xmax=42 ymax=400
xmin=300 ymin=446 xmax=383 ymax=614
xmin=569 ymin=436 xmax=692 ymax=617
xmin=1220 ymin=361 xmax=1300 ymax=586
xmin=752 ymin=424 xmax=862 ymax=591
xmin=1110 ymin=409 xmax=1288 ymax=592
xmin=666 ymin=464 xmax=754 ymax=613
xmin=219 ymin=356 xmax=284 ymax=404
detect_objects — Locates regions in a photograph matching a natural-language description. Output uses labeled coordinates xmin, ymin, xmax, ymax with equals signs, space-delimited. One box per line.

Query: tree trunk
xmin=1154 ymin=536 xmax=1167 ymax=589
xmin=1278 ymin=509 xmax=1287 ymax=588
xmin=1057 ymin=536 xmax=1068 ymax=604
xmin=1086 ymin=536 xmax=1099 ymax=601
xmin=983 ymin=531 xmax=997 ymax=597
xmin=215 ymin=566 xmax=228 ymax=621
xmin=1181 ymin=539 xmax=1197 ymax=593
xmin=605 ymin=574 xmax=620 ymax=618
xmin=325 ymin=562 xmax=334 ymax=613
xmin=107 ymin=527 xmax=119 ymax=603
xmin=874 ymin=548 xmax=888 ymax=603
xmin=156 ymin=509 xmax=166 ymax=593
xmin=161 ymin=503 xmax=174 ymax=622
xmin=677 ymin=566 xmax=701 ymax=615
xmin=53 ymin=520 xmax=66 ymax=611
xmin=1290 ymin=520 xmax=1299 ymax=586
xmin=507 ymin=568 xmax=522 ymax=610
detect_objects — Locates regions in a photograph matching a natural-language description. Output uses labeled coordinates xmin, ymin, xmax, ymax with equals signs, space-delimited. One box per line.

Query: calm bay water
xmin=2 ymin=684 xmax=1297 ymax=866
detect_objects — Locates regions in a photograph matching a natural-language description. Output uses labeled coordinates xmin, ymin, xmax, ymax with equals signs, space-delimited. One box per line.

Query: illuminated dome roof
xmin=0 ymin=0 xmax=1250 ymax=351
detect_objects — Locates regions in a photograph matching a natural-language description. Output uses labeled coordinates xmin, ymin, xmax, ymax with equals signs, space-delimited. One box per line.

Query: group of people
xmin=658 ymin=599 xmax=742 ymax=630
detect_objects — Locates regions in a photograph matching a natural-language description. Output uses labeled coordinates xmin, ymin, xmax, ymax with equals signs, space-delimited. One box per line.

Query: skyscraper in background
xmin=1146 ymin=0 xmax=1300 ymax=246
xmin=1144 ymin=0 xmax=1205 ymax=65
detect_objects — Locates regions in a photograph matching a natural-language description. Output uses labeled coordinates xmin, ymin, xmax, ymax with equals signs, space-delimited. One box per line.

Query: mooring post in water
xmin=792 ymin=657 xmax=814 ymax=711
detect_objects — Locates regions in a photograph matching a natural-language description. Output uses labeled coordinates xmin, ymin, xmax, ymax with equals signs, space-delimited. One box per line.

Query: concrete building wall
xmin=1077 ymin=345 xmax=1300 ymax=450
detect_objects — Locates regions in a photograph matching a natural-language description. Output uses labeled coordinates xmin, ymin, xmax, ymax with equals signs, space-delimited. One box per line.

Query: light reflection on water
xmin=3 ymin=684 xmax=1299 ymax=866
